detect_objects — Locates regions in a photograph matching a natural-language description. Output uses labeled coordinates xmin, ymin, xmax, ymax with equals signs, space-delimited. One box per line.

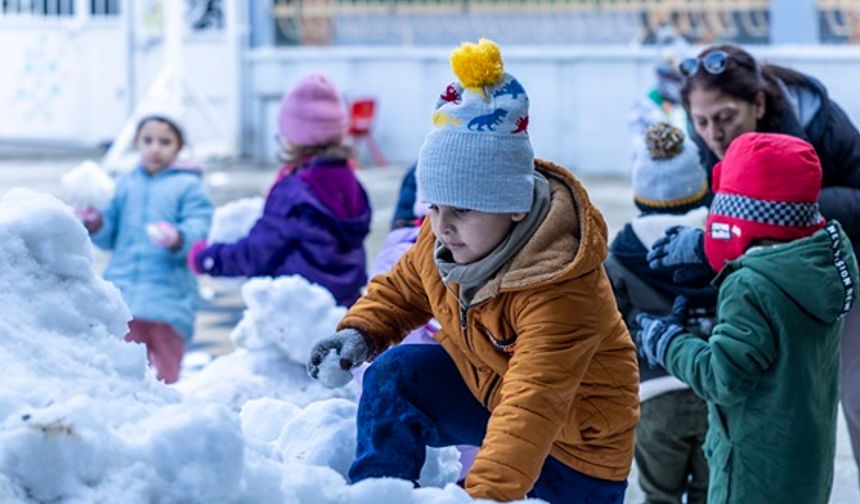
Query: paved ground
xmin=1 ymin=149 xmax=857 ymax=502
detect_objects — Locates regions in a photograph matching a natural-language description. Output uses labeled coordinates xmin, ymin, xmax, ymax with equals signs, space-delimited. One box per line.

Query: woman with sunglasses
xmin=655 ymin=43 xmax=860 ymax=485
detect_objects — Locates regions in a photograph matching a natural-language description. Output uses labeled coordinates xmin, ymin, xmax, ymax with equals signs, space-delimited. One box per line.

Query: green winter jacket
xmin=664 ymin=221 xmax=859 ymax=504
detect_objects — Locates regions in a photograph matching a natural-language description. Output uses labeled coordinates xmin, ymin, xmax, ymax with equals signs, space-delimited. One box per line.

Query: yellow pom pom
xmin=450 ymin=38 xmax=505 ymax=89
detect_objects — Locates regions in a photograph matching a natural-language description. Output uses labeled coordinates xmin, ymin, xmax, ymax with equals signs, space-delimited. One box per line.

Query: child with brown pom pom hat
xmin=604 ymin=122 xmax=714 ymax=503
xmin=306 ymin=39 xmax=638 ymax=502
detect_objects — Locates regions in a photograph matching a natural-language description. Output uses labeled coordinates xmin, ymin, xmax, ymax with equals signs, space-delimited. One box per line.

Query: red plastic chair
xmin=347 ymin=98 xmax=387 ymax=167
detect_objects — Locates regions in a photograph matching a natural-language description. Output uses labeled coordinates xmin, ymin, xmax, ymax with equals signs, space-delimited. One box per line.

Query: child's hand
xmin=74 ymin=206 xmax=103 ymax=234
xmin=307 ymin=328 xmax=370 ymax=388
xmin=146 ymin=221 xmax=181 ymax=250
xmin=634 ymin=296 xmax=689 ymax=368
xmin=187 ymin=240 xmax=209 ymax=275
xmin=647 ymin=226 xmax=713 ymax=283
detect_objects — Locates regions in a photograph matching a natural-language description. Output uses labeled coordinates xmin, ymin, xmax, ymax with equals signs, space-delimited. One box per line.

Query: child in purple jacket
xmin=189 ymin=74 xmax=372 ymax=306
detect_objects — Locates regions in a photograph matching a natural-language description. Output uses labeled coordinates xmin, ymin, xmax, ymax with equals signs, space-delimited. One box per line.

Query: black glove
xmin=634 ymin=296 xmax=689 ymax=368
xmin=307 ymin=328 xmax=370 ymax=388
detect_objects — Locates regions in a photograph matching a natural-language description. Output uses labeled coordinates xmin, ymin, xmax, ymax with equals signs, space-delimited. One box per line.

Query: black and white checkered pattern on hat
xmin=711 ymin=193 xmax=823 ymax=227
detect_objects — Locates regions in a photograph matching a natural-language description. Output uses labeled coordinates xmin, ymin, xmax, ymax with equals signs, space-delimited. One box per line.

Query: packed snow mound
xmin=231 ymin=275 xmax=346 ymax=362
xmin=175 ymin=348 xmax=354 ymax=411
xmin=0 ymin=189 xmax=142 ymax=421
xmin=0 ymin=189 xmax=544 ymax=503
xmin=60 ymin=160 xmax=116 ymax=210
xmin=176 ymin=275 xmax=353 ymax=410
xmin=208 ymin=196 xmax=264 ymax=244
xmin=242 ymin=397 xmax=464 ymax=490
xmin=0 ymin=189 xmax=212 ymax=502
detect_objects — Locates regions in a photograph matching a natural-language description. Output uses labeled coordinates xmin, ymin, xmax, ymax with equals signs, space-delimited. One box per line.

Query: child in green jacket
xmin=637 ymin=132 xmax=859 ymax=504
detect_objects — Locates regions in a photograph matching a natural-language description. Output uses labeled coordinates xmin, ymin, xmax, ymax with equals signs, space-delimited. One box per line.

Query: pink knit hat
xmin=277 ymin=73 xmax=347 ymax=146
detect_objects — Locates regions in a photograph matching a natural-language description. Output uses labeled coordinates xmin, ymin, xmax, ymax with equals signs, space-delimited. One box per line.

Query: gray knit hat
xmin=633 ymin=122 xmax=708 ymax=213
xmin=417 ymin=39 xmax=534 ymax=213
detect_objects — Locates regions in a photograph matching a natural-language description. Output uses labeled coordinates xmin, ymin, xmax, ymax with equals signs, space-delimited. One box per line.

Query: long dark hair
xmin=680 ymin=45 xmax=808 ymax=133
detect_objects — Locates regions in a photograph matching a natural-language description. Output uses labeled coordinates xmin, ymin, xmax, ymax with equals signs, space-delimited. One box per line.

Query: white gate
xmin=0 ymin=0 xmax=130 ymax=146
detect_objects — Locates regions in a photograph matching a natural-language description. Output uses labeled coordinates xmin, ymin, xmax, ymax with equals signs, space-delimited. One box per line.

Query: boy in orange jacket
xmin=306 ymin=39 xmax=639 ymax=503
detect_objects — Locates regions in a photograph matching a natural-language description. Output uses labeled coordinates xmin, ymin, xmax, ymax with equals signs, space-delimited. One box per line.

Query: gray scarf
xmin=435 ymin=173 xmax=552 ymax=306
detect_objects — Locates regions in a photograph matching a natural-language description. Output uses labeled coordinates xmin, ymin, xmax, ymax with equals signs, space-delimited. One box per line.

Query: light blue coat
xmin=92 ymin=166 xmax=213 ymax=342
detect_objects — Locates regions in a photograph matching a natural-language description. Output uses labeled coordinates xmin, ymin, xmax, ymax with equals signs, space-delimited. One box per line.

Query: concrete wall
xmin=246 ymin=45 xmax=860 ymax=174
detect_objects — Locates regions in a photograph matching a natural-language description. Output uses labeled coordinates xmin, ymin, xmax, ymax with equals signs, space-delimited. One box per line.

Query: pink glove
xmin=187 ymin=239 xmax=208 ymax=275
xmin=146 ymin=221 xmax=181 ymax=249
xmin=74 ymin=207 xmax=103 ymax=234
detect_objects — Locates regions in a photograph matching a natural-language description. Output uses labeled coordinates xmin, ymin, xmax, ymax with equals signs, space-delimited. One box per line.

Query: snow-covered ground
xmin=0 ymin=189 xmax=545 ymax=503
xmin=1 ymin=154 xmax=858 ymax=503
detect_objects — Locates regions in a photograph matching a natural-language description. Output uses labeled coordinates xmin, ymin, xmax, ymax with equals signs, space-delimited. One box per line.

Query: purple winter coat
xmin=195 ymin=157 xmax=371 ymax=306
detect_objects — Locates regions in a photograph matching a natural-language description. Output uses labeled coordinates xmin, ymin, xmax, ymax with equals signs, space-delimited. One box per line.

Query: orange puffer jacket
xmin=340 ymin=160 xmax=639 ymax=501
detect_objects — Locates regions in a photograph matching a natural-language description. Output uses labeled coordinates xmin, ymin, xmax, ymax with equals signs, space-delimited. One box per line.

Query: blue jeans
xmin=349 ymin=344 xmax=627 ymax=503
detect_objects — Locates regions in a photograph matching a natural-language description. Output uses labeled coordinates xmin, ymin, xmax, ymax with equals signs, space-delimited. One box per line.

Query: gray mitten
xmin=647 ymin=226 xmax=714 ymax=283
xmin=307 ymin=328 xmax=370 ymax=388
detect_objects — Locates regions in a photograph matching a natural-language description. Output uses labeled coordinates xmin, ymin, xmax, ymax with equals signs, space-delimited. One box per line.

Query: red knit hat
xmin=705 ymin=132 xmax=825 ymax=272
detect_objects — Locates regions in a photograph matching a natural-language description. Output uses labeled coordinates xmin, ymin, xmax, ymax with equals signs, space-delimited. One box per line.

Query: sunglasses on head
xmin=679 ymin=50 xmax=733 ymax=78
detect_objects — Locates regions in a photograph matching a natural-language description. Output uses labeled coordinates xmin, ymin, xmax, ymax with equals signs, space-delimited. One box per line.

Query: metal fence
xmin=270 ymin=0 xmax=860 ymax=45
xmin=0 ymin=0 xmax=119 ymax=17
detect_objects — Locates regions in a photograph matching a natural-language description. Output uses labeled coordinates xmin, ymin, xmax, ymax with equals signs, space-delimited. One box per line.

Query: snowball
xmin=60 ymin=160 xmax=116 ymax=210
xmin=317 ymin=348 xmax=355 ymax=388
xmin=208 ymin=196 xmax=264 ymax=244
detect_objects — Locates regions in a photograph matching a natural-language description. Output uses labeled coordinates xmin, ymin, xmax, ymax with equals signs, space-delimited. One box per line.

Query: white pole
xmin=164 ymin=0 xmax=184 ymax=72
xmin=224 ymin=0 xmax=240 ymax=156
xmin=73 ymin=0 xmax=87 ymax=27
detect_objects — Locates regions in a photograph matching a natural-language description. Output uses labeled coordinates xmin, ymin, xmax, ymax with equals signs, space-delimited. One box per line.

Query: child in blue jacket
xmin=83 ymin=114 xmax=213 ymax=383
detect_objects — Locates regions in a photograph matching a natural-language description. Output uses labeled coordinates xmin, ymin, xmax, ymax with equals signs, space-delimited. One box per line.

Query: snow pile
xmin=240 ymin=397 xmax=462 ymax=490
xmin=180 ymin=276 xmax=463 ymax=490
xmin=176 ymin=275 xmax=353 ymax=410
xmin=60 ymin=160 xmax=116 ymax=210
xmin=208 ymin=196 xmax=264 ymax=244
xmin=0 ymin=189 xmax=544 ymax=503
xmin=232 ymin=276 xmax=346 ymax=363
xmin=0 ymin=189 xmax=237 ymax=502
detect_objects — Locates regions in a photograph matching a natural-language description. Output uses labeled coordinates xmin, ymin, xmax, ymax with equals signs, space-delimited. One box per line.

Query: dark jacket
xmin=692 ymin=72 xmax=860 ymax=245
xmin=605 ymin=208 xmax=716 ymax=399
xmin=665 ymin=221 xmax=859 ymax=504
xmin=391 ymin=163 xmax=418 ymax=229
xmin=194 ymin=157 xmax=371 ymax=306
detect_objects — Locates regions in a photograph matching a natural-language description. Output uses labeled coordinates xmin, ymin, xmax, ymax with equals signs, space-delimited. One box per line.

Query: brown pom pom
xmin=645 ymin=122 xmax=686 ymax=160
